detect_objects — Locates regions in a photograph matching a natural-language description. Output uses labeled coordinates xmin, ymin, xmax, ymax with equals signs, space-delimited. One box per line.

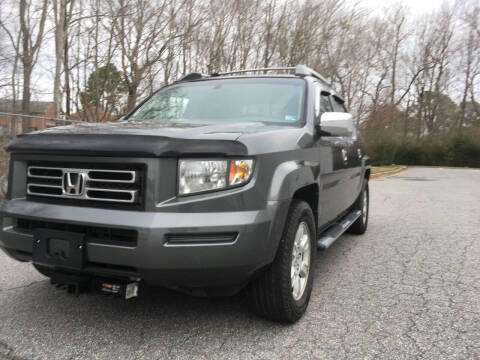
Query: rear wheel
xmin=347 ymin=180 xmax=369 ymax=234
xmin=247 ymin=199 xmax=316 ymax=323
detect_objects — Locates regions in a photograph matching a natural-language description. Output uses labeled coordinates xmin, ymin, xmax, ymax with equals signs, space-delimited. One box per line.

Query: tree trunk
xmin=64 ymin=34 xmax=71 ymax=116
xmin=19 ymin=0 xmax=30 ymax=115
xmin=18 ymin=0 xmax=48 ymax=118
xmin=21 ymin=63 xmax=31 ymax=114
xmin=127 ymin=88 xmax=137 ymax=112
xmin=53 ymin=0 xmax=67 ymax=117
xmin=21 ymin=63 xmax=32 ymax=131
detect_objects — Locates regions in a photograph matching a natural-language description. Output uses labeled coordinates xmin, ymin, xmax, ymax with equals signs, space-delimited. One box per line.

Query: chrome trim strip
xmin=86 ymin=187 xmax=136 ymax=193
xmin=27 ymin=166 xmax=63 ymax=179
xmin=85 ymin=190 xmax=137 ymax=203
xmin=86 ymin=169 xmax=136 ymax=183
xmin=28 ymin=166 xmax=136 ymax=183
xmin=27 ymin=183 xmax=63 ymax=189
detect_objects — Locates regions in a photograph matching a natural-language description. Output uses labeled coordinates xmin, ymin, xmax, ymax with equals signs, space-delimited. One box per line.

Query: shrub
xmin=446 ymin=135 xmax=480 ymax=167
xmin=365 ymin=135 xmax=480 ymax=168
xmin=366 ymin=138 xmax=398 ymax=166
xmin=395 ymin=143 xmax=422 ymax=165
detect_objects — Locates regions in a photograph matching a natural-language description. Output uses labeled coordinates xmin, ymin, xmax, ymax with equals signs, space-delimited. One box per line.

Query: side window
xmin=320 ymin=92 xmax=333 ymax=114
xmin=332 ymin=96 xmax=347 ymax=113
xmin=314 ymin=85 xmax=333 ymax=122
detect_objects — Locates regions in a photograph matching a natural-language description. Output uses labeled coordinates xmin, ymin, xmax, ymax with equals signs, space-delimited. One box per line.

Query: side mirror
xmin=320 ymin=112 xmax=355 ymax=137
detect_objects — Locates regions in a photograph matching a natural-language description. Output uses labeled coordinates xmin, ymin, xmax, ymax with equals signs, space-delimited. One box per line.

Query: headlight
xmin=179 ymin=159 xmax=253 ymax=195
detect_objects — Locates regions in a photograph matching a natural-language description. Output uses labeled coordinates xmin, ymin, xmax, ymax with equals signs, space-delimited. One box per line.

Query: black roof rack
xmin=177 ymin=72 xmax=205 ymax=82
xmin=176 ymin=64 xmax=331 ymax=86
xmin=294 ymin=65 xmax=331 ymax=86
xmin=212 ymin=67 xmax=295 ymax=76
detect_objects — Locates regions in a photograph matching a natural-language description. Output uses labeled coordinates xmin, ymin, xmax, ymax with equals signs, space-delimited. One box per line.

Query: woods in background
xmin=0 ymin=0 xmax=479 ymax=166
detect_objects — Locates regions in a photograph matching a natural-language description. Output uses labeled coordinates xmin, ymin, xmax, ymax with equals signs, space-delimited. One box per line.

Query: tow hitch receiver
xmin=50 ymin=273 xmax=91 ymax=296
xmin=49 ymin=272 xmax=139 ymax=299
xmin=95 ymin=280 xmax=139 ymax=299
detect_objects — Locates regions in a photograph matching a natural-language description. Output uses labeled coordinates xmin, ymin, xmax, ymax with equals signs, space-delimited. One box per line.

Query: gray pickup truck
xmin=0 ymin=65 xmax=370 ymax=323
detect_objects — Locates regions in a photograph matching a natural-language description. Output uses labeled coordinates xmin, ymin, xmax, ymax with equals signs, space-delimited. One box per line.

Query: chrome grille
xmin=27 ymin=165 xmax=141 ymax=204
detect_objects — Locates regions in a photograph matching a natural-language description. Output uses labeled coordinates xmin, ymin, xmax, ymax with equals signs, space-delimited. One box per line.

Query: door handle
xmin=341 ymin=148 xmax=348 ymax=163
xmin=357 ymin=148 xmax=362 ymax=159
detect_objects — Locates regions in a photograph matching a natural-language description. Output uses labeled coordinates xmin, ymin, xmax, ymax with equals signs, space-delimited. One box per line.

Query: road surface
xmin=1 ymin=167 xmax=479 ymax=359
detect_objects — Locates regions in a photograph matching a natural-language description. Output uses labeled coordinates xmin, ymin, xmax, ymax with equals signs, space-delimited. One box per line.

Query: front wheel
xmin=347 ymin=180 xmax=369 ymax=234
xmin=247 ymin=199 xmax=316 ymax=323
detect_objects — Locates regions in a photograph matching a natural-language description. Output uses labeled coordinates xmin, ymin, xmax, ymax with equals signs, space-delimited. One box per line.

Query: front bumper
xmin=0 ymin=199 xmax=289 ymax=289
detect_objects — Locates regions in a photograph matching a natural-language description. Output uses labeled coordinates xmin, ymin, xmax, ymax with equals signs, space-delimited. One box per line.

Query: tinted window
xmin=320 ymin=94 xmax=333 ymax=114
xmin=332 ymin=96 xmax=347 ymax=112
xmin=127 ymin=78 xmax=305 ymax=126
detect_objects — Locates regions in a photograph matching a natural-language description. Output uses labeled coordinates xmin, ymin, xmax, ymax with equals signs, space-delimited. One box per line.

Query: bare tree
xmin=19 ymin=0 xmax=49 ymax=114
xmin=52 ymin=0 xmax=67 ymax=116
xmin=52 ymin=0 xmax=75 ymax=116
xmin=107 ymin=0 xmax=195 ymax=112
xmin=414 ymin=7 xmax=456 ymax=137
xmin=0 ymin=2 xmax=21 ymax=103
xmin=0 ymin=0 xmax=476 ymax=149
xmin=385 ymin=6 xmax=409 ymax=105
xmin=458 ymin=1 xmax=480 ymax=130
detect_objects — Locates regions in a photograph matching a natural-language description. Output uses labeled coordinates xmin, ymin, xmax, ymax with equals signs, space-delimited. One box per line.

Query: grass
xmin=371 ymin=165 xmax=404 ymax=174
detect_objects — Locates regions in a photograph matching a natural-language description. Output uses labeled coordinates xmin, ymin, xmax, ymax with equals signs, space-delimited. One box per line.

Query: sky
xmin=2 ymin=0 xmax=451 ymax=103
xmin=361 ymin=0 xmax=447 ymax=14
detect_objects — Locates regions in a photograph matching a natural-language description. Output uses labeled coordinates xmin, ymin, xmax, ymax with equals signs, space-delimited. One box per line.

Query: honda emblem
xmin=63 ymin=171 xmax=86 ymax=196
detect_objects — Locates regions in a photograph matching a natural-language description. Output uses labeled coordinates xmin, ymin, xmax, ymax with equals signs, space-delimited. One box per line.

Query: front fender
xmin=260 ymin=160 xmax=319 ymax=262
xmin=267 ymin=161 xmax=318 ymax=201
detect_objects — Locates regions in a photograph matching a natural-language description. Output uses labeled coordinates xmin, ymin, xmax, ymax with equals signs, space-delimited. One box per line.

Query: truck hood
xmin=6 ymin=121 xmax=305 ymax=157
xmin=24 ymin=120 xmax=249 ymax=140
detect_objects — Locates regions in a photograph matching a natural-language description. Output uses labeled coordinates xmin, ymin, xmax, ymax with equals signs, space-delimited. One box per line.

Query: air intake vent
xmin=165 ymin=233 xmax=238 ymax=246
xmin=26 ymin=162 xmax=145 ymax=208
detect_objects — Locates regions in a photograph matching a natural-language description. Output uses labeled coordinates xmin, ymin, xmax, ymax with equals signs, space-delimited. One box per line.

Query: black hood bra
xmin=6 ymin=133 xmax=248 ymax=157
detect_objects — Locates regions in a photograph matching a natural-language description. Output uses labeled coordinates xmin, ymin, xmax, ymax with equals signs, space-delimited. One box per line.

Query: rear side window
xmin=332 ymin=96 xmax=347 ymax=112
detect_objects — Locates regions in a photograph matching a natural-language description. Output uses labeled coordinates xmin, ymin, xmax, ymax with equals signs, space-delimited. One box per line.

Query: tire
xmin=247 ymin=199 xmax=316 ymax=323
xmin=347 ymin=180 xmax=369 ymax=234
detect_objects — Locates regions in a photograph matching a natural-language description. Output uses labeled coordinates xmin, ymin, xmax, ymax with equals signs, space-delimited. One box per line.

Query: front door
xmin=317 ymin=136 xmax=351 ymax=226
xmin=314 ymin=85 xmax=350 ymax=227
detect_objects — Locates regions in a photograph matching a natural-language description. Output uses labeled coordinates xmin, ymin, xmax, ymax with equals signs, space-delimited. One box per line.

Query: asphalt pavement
xmin=0 ymin=167 xmax=479 ymax=359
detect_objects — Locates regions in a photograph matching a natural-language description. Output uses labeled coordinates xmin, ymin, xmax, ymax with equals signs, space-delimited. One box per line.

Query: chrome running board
xmin=317 ymin=210 xmax=361 ymax=250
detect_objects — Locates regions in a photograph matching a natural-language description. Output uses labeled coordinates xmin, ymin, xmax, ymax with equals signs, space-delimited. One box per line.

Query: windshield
xmin=126 ymin=78 xmax=305 ymax=126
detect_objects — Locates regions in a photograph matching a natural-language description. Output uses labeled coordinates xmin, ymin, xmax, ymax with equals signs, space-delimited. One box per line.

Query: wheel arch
xmin=265 ymin=161 xmax=320 ymax=263
xmin=292 ymin=183 xmax=319 ymax=229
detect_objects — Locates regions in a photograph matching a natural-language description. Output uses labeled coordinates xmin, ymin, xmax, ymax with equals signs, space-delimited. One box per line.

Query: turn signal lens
xmin=229 ymin=160 xmax=253 ymax=186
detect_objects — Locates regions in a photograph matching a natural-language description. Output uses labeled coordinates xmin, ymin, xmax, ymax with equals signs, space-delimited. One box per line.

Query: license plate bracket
xmin=32 ymin=229 xmax=86 ymax=270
